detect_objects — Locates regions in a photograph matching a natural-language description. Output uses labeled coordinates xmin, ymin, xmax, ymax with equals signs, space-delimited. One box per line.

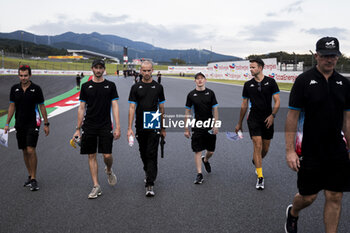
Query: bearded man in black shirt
xmin=127 ymin=60 xmax=166 ymax=197
xmin=4 ymin=65 xmax=50 ymax=191
xmin=235 ymin=58 xmax=280 ymax=191
xmin=73 ymin=59 xmax=121 ymax=199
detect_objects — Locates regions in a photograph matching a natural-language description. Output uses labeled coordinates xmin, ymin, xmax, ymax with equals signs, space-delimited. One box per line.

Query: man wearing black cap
xmin=72 ymin=59 xmax=121 ymax=199
xmin=285 ymin=37 xmax=350 ymax=233
xmin=4 ymin=64 xmax=50 ymax=191
xmin=184 ymin=72 xmax=219 ymax=184
xmin=235 ymin=58 xmax=280 ymax=190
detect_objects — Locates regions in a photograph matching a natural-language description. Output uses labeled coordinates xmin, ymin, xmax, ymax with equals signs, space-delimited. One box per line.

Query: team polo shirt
xmin=10 ymin=82 xmax=44 ymax=129
xmin=289 ymin=67 xmax=350 ymax=162
xmin=185 ymin=88 xmax=218 ymax=131
xmin=242 ymin=76 xmax=280 ymax=121
xmin=80 ymin=79 xmax=119 ymax=131
xmin=128 ymin=80 xmax=165 ymax=130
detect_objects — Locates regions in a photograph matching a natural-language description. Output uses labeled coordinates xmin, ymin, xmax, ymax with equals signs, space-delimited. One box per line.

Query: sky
xmin=0 ymin=0 xmax=349 ymax=58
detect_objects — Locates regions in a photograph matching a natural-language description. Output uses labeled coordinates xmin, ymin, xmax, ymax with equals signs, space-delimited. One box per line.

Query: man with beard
xmin=235 ymin=58 xmax=280 ymax=190
xmin=73 ymin=59 xmax=121 ymax=199
xmin=4 ymin=64 xmax=50 ymax=191
xmin=127 ymin=60 xmax=166 ymax=197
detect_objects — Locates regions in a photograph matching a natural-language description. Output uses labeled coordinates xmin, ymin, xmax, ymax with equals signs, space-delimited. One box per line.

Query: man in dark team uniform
xmin=4 ymin=65 xmax=50 ymax=191
xmin=73 ymin=59 xmax=121 ymax=199
xmin=285 ymin=37 xmax=350 ymax=233
xmin=127 ymin=60 xmax=166 ymax=197
xmin=184 ymin=72 xmax=219 ymax=184
xmin=157 ymin=71 xmax=162 ymax=84
xmin=76 ymin=73 xmax=81 ymax=90
xmin=235 ymin=58 xmax=280 ymax=190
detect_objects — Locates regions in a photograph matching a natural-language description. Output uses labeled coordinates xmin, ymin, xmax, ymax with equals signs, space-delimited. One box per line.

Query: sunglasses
xmin=19 ymin=65 xmax=30 ymax=68
xmin=258 ymin=82 xmax=262 ymax=92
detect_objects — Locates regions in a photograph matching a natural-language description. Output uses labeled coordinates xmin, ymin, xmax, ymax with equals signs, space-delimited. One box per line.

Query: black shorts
xmin=80 ymin=131 xmax=113 ymax=154
xmin=16 ymin=128 xmax=39 ymax=149
xmin=297 ymin=159 xmax=350 ymax=195
xmin=247 ymin=119 xmax=274 ymax=140
xmin=191 ymin=130 xmax=216 ymax=152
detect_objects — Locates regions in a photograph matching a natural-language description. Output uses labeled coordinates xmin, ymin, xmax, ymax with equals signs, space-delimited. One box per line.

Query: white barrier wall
xmin=167 ymin=66 xmax=209 ymax=74
xmin=168 ymin=58 xmax=302 ymax=83
xmin=0 ymin=69 xmax=94 ymax=75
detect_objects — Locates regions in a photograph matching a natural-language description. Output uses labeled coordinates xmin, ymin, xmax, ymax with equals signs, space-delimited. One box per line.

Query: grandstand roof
xmin=67 ymin=49 xmax=120 ymax=63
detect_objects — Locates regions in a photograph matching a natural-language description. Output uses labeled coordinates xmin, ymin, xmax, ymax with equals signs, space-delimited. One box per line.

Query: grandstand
xmin=67 ymin=49 xmax=120 ymax=63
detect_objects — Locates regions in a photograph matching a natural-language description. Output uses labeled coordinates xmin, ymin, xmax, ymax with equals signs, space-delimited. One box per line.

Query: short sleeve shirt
xmin=289 ymin=67 xmax=350 ymax=162
xmin=10 ymin=82 xmax=44 ymax=129
xmin=242 ymin=76 xmax=280 ymax=121
xmin=128 ymin=80 xmax=165 ymax=130
xmin=185 ymin=88 xmax=218 ymax=131
xmin=80 ymin=79 xmax=119 ymax=131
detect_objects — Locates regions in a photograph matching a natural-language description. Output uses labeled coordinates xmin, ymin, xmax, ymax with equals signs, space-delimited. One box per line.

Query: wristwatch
xmin=272 ymin=113 xmax=276 ymax=118
xmin=44 ymin=122 xmax=50 ymax=126
xmin=76 ymin=126 xmax=81 ymax=130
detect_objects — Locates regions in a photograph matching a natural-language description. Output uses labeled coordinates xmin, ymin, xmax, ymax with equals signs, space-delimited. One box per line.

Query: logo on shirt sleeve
xmin=143 ymin=110 xmax=161 ymax=129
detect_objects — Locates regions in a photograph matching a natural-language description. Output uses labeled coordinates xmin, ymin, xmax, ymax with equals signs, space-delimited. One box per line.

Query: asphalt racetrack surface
xmin=0 ymin=75 xmax=349 ymax=233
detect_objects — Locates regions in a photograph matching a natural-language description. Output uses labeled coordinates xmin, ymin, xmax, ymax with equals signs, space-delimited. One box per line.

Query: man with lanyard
xmin=4 ymin=64 xmax=50 ymax=191
xmin=127 ymin=60 xmax=166 ymax=197
xmin=73 ymin=59 xmax=121 ymax=199
xmin=184 ymin=72 xmax=219 ymax=184
xmin=285 ymin=37 xmax=350 ymax=233
xmin=235 ymin=58 xmax=280 ymax=190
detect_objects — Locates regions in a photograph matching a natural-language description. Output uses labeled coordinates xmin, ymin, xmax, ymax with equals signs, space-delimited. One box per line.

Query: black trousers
xmin=136 ymin=130 xmax=160 ymax=186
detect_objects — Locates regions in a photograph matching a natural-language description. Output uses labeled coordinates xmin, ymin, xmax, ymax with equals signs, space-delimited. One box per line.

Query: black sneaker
xmin=202 ymin=157 xmax=211 ymax=173
xmin=194 ymin=173 xmax=204 ymax=184
xmin=285 ymin=204 xmax=298 ymax=233
xmin=30 ymin=179 xmax=39 ymax=191
xmin=23 ymin=176 xmax=31 ymax=187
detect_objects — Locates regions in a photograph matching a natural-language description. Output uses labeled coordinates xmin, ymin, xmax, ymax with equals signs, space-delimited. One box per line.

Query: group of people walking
xmin=3 ymin=37 xmax=350 ymax=233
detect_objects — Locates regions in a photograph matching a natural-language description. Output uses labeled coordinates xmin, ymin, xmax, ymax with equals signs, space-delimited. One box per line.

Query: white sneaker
xmin=256 ymin=177 xmax=264 ymax=190
xmin=88 ymin=185 xmax=102 ymax=199
xmin=105 ymin=167 xmax=117 ymax=186
xmin=145 ymin=186 xmax=155 ymax=197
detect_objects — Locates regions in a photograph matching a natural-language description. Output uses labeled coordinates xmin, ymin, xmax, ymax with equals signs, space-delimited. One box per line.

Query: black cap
xmin=316 ymin=37 xmax=341 ymax=56
xmin=91 ymin=59 xmax=105 ymax=68
xmin=194 ymin=72 xmax=206 ymax=79
xmin=249 ymin=57 xmax=265 ymax=68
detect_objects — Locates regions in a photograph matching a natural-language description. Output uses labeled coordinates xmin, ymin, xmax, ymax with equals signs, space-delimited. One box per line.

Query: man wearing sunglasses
xmin=4 ymin=64 xmax=50 ymax=191
xmin=235 ymin=57 xmax=280 ymax=190
xmin=285 ymin=37 xmax=350 ymax=233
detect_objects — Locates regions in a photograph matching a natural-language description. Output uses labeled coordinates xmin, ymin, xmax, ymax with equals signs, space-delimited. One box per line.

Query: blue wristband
xmin=5 ymin=124 xmax=9 ymax=126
